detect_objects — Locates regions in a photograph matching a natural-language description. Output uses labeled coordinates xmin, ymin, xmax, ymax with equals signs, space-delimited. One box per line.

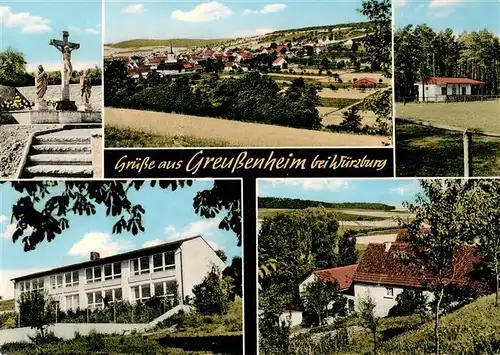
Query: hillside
xmin=382 ymin=294 xmax=500 ymax=354
xmin=0 ymin=299 xmax=14 ymax=312
xmin=106 ymin=38 xmax=229 ymax=49
xmin=258 ymin=197 xmax=396 ymax=211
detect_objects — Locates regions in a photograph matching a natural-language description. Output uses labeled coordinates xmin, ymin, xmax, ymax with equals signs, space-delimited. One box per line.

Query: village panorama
xmin=104 ymin=0 xmax=392 ymax=147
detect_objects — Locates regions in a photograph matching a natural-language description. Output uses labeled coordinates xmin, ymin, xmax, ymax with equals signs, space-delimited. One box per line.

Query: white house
xmin=11 ymin=236 xmax=225 ymax=312
xmin=299 ymin=264 xmax=357 ymax=316
xmin=414 ymin=77 xmax=484 ymax=102
xmin=272 ymin=57 xmax=288 ymax=70
xmin=278 ymin=310 xmax=303 ymax=327
xmin=352 ymin=241 xmax=485 ymax=317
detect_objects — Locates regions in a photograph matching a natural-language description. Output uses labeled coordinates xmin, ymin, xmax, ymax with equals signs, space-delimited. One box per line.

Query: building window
xmin=86 ymin=266 xmax=102 ymax=283
xmin=50 ymin=275 xmax=63 ymax=289
xmin=64 ymin=271 xmax=79 ymax=287
xmin=441 ymin=86 xmax=446 ymax=95
xmin=65 ymin=294 xmax=79 ymax=310
xmin=348 ymin=299 xmax=355 ymax=314
xmin=152 ymin=251 xmax=175 ymax=272
xmin=132 ymin=284 xmax=151 ymax=303
xmin=131 ymin=256 xmax=150 ymax=276
xmin=104 ymin=262 xmax=122 ymax=280
xmin=103 ymin=288 xmax=123 ymax=304
xmin=19 ymin=279 xmax=44 ymax=293
xmin=461 ymin=87 xmax=466 ymax=95
xmin=153 ymin=280 xmax=177 ymax=298
xmin=87 ymin=291 xmax=103 ymax=309
xmin=452 ymin=87 xmax=457 ymax=95
xmin=386 ymin=287 xmax=394 ymax=298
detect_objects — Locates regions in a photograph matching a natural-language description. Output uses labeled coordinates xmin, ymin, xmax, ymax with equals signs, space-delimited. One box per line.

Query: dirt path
xmin=105 ymin=108 xmax=388 ymax=147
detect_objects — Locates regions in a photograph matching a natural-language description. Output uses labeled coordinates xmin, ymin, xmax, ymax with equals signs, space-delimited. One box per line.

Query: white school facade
xmin=11 ymin=236 xmax=225 ymax=312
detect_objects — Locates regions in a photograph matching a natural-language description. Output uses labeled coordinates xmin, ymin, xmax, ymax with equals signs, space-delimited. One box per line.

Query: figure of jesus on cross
xmin=49 ymin=31 xmax=80 ymax=101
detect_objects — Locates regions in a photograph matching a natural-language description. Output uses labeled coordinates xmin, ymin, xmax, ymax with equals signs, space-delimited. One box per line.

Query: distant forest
xmin=395 ymin=26 xmax=500 ymax=100
xmin=258 ymin=197 xmax=395 ymax=211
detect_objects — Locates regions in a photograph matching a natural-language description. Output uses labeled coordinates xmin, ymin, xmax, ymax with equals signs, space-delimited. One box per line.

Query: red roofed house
xmin=352 ymin=242 xmax=488 ymax=317
xmin=414 ymin=77 xmax=484 ymax=102
xmin=272 ymin=57 xmax=288 ymax=70
xmin=299 ymin=264 xmax=358 ymax=316
xmin=354 ymin=77 xmax=378 ymax=89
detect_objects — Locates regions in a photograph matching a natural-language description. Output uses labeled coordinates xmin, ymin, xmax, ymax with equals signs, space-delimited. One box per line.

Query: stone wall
xmin=18 ymin=84 xmax=102 ymax=111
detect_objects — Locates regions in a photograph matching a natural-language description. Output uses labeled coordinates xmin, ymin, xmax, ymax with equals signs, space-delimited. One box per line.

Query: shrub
xmin=340 ymin=106 xmax=363 ymax=131
xmin=388 ymin=289 xmax=429 ymax=322
xmin=192 ymin=265 xmax=230 ymax=316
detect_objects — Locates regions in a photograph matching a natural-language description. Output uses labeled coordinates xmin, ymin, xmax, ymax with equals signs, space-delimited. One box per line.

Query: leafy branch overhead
xmin=4 ymin=180 xmax=241 ymax=252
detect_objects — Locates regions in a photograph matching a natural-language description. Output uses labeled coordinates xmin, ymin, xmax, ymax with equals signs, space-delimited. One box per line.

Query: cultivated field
xmin=396 ymin=100 xmax=500 ymax=132
xmin=105 ymin=108 xmax=387 ymax=147
xmin=318 ymin=88 xmax=376 ymax=99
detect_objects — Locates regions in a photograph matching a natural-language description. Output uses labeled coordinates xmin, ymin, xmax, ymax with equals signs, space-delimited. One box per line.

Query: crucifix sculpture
xmin=49 ymin=31 xmax=80 ymax=101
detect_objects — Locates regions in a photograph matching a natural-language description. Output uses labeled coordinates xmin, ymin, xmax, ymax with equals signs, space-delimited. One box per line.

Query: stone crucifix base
xmin=55 ymin=99 xmax=77 ymax=111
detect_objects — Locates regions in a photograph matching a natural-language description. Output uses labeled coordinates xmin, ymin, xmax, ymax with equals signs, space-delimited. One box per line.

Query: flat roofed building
xmin=11 ymin=235 xmax=225 ymax=312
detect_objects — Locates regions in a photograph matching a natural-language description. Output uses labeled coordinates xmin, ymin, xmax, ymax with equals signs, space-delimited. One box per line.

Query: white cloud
xmin=142 ymin=239 xmax=163 ymax=248
xmin=0 ymin=223 xmax=33 ymax=240
xmin=244 ymin=3 xmax=287 ymax=15
xmin=165 ymin=225 xmax=176 ymax=234
xmin=0 ymin=215 xmax=7 ymax=224
xmin=123 ymin=4 xmax=146 ymax=13
xmin=430 ymin=8 xmax=455 ymax=18
xmin=393 ymin=0 xmax=408 ymax=8
xmin=429 ymin=0 xmax=461 ymax=8
xmin=26 ymin=60 xmax=101 ymax=73
xmin=85 ymin=28 xmax=100 ymax=35
xmin=171 ymin=2 xmax=233 ymax=22
xmin=68 ymin=232 xmax=133 ymax=259
xmin=68 ymin=25 xmax=83 ymax=33
xmin=166 ymin=219 xmax=222 ymax=241
xmin=235 ymin=28 xmax=276 ymax=38
xmin=0 ymin=268 xmax=49 ymax=300
xmin=270 ymin=179 xmax=350 ymax=191
xmin=0 ymin=6 xmax=51 ymax=33
xmin=391 ymin=181 xmax=419 ymax=195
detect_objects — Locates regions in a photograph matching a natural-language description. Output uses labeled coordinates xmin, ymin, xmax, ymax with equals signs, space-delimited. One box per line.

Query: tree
xmin=2 ymin=180 xmax=241 ymax=250
xmin=303 ymin=279 xmax=344 ymax=325
xmin=0 ymin=48 xmax=27 ymax=86
xmin=223 ymin=256 xmax=242 ymax=299
xmin=215 ymin=250 xmax=227 ymax=263
xmin=192 ymin=265 xmax=229 ymax=315
xmin=357 ymin=294 xmax=379 ymax=354
xmin=403 ymin=179 xmax=471 ymax=354
xmin=18 ymin=290 xmax=56 ymax=336
xmin=357 ymin=0 xmax=392 ymax=77
xmin=340 ymin=106 xmax=362 ymax=131
xmin=388 ymin=289 xmax=429 ymax=323
xmin=258 ymin=207 xmax=340 ymax=312
xmin=457 ymin=180 xmax=500 ymax=306
xmin=338 ymin=229 xmax=358 ymax=265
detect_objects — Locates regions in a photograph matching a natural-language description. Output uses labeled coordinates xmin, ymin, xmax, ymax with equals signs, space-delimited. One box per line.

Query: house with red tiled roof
xmin=299 ymin=264 xmax=358 ymax=315
xmin=414 ymin=77 xmax=484 ymax=102
xmin=354 ymin=77 xmax=378 ymax=89
xmin=272 ymin=57 xmax=288 ymax=70
xmin=352 ymin=242 xmax=488 ymax=317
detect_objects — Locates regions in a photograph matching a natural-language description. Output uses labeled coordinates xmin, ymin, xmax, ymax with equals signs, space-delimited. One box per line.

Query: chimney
xmin=384 ymin=242 xmax=392 ymax=252
xmin=90 ymin=252 xmax=100 ymax=261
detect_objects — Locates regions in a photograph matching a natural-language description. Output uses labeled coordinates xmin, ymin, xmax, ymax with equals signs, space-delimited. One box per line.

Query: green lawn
xmin=104 ymin=126 xmax=231 ymax=148
xmin=396 ymin=123 xmax=500 ymax=177
xmin=320 ymin=97 xmax=360 ymax=108
xmin=396 ymin=100 xmax=500 ymax=133
xmin=258 ymin=208 xmax=387 ymax=222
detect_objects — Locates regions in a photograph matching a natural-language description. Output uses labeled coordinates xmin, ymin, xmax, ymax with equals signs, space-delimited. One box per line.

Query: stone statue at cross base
xmin=78 ymin=69 xmax=92 ymax=111
xmin=34 ymin=65 xmax=49 ymax=110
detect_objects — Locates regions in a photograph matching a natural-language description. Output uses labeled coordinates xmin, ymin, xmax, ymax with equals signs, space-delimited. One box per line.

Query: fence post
xmin=463 ymin=130 xmax=473 ymax=177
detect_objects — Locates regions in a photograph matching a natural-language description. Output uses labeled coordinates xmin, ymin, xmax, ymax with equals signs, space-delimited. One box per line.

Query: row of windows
xmin=19 ymin=278 xmax=44 ymax=293
xmin=132 ymin=280 xmax=177 ymax=303
xmin=87 ymin=288 xmax=123 ymax=309
xmin=19 ymin=251 xmax=176 ymax=292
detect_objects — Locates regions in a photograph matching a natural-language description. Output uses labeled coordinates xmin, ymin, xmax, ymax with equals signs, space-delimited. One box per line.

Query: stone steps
xmin=22 ymin=135 xmax=93 ymax=179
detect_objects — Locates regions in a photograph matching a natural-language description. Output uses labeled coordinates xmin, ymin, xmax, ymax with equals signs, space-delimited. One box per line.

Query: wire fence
xmin=396 ymin=94 xmax=500 ymax=104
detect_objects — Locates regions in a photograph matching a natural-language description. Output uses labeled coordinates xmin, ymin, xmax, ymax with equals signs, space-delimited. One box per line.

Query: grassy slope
xmin=106 ymin=38 xmax=229 ymax=48
xmin=258 ymin=208 xmax=388 ymax=221
xmin=396 ymin=101 xmax=500 ymax=133
xmin=396 ymin=123 xmax=500 ymax=177
xmin=382 ymin=294 xmax=500 ymax=355
xmin=0 ymin=299 xmax=14 ymax=312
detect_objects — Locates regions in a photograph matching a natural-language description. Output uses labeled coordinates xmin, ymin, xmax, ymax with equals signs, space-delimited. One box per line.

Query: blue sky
xmin=0 ymin=180 xmax=241 ymax=299
xmin=1 ymin=1 xmax=102 ymax=72
xmin=395 ymin=0 xmax=500 ymax=34
xmin=258 ymin=178 xmax=422 ymax=207
xmin=105 ymin=1 xmax=367 ymax=43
